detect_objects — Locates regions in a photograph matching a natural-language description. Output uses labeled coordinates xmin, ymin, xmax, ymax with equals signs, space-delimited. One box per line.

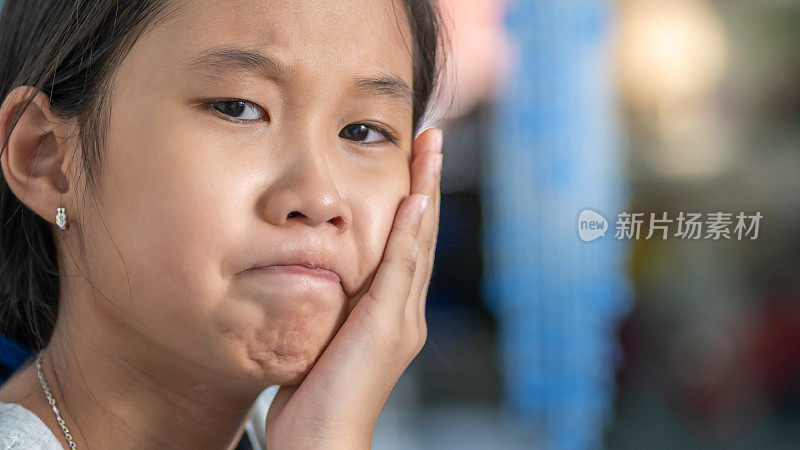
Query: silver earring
xmin=55 ymin=207 xmax=67 ymax=230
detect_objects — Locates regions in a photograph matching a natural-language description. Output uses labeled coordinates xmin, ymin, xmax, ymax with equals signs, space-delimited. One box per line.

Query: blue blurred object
xmin=481 ymin=0 xmax=632 ymax=448
xmin=0 ymin=334 xmax=31 ymax=382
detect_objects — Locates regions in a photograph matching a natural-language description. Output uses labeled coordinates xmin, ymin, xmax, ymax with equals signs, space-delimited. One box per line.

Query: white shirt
xmin=0 ymin=385 xmax=279 ymax=449
xmin=0 ymin=402 xmax=61 ymax=449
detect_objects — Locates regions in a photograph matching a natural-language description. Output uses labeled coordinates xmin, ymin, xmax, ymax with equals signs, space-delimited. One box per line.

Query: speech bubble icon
xmin=578 ymin=209 xmax=608 ymax=242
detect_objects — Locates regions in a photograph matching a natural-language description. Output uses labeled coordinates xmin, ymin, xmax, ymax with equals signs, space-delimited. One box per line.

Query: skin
xmin=0 ymin=0 xmax=443 ymax=449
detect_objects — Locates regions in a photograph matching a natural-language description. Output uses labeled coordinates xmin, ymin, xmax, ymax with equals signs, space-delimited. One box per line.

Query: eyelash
xmin=202 ymin=98 xmax=400 ymax=146
xmin=205 ymin=98 xmax=268 ymax=124
xmin=357 ymin=123 xmax=399 ymax=146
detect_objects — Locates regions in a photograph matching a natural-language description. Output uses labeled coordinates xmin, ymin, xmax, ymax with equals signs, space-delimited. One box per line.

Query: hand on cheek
xmin=264 ymin=128 xmax=443 ymax=449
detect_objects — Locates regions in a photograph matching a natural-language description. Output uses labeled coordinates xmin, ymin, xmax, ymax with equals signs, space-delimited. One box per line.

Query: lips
xmin=240 ymin=246 xmax=345 ymax=288
xmin=247 ymin=264 xmax=341 ymax=283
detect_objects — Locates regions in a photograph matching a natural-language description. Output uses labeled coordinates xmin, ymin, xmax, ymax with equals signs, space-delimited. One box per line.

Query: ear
xmin=0 ymin=86 xmax=77 ymax=228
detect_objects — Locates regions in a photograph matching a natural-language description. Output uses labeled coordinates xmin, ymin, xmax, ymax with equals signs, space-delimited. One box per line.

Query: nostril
xmin=287 ymin=211 xmax=303 ymax=219
xmin=328 ymin=216 xmax=345 ymax=229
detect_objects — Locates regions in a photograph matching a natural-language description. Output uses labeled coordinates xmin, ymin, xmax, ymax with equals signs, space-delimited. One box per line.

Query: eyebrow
xmin=184 ymin=47 xmax=413 ymax=106
xmin=185 ymin=47 xmax=295 ymax=80
xmin=354 ymin=76 xmax=413 ymax=107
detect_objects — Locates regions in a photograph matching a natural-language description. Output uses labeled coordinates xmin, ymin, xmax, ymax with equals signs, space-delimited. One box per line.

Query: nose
xmin=260 ymin=143 xmax=351 ymax=232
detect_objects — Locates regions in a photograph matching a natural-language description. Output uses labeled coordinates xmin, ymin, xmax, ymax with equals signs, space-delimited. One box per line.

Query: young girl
xmin=0 ymin=0 xmax=445 ymax=448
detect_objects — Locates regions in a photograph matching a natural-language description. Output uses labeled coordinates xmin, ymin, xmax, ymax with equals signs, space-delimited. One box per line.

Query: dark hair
xmin=0 ymin=0 xmax=445 ymax=352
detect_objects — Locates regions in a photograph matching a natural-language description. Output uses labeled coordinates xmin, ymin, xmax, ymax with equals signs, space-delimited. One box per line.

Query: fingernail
xmin=419 ymin=195 xmax=430 ymax=215
xmin=434 ymin=154 xmax=443 ymax=176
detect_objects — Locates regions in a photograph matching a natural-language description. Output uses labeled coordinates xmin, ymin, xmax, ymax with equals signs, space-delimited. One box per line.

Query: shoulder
xmin=0 ymin=401 xmax=63 ymax=449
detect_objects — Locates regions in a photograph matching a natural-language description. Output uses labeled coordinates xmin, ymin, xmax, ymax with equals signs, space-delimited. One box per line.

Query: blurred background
xmin=3 ymin=0 xmax=800 ymax=448
xmin=373 ymin=0 xmax=800 ymax=448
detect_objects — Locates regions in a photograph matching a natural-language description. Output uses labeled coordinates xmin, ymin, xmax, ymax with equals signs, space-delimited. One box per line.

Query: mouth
xmin=246 ymin=264 xmax=341 ymax=284
xmin=241 ymin=243 xmax=346 ymax=289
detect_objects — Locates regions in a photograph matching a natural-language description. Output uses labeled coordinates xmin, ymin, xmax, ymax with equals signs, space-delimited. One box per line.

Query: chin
xmin=233 ymin=312 xmax=345 ymax=386
xmin=207 ymin=288 xmax=351 ymax=385
xmin=241 ymin=343 xmax=324 ymax=386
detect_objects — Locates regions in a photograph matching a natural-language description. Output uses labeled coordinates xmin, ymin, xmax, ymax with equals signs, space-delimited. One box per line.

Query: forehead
xmin=146 ymin=0 xmax=414 ymax=89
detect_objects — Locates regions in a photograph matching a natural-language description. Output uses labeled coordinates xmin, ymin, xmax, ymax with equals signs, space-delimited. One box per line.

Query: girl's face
xmin=64 ymin=0 xmax=415 ymax=386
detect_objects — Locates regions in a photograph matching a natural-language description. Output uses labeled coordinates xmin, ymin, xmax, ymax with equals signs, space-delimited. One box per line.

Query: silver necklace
xmin=35 ymin=352 xmax=78 ymax=450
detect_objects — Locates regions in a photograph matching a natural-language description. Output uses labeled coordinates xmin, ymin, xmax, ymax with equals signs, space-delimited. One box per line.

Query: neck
xmin=32 ymin=310 xmax=266 ymax=449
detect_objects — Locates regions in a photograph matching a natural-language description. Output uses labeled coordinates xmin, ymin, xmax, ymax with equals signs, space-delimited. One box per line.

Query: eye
xmin=209 ymin=99 xmax=268 ymax=123
xmin=339 ymin=123 xmax=397 ymax=145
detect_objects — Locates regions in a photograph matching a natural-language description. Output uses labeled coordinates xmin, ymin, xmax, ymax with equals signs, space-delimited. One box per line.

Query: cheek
xmin=99 ymin=105 xmax=235 ymax=287
xmin=348 ymin=167 xmax=410 ymax=299
xmin=81 ymin=106 xmax=251 ymax=360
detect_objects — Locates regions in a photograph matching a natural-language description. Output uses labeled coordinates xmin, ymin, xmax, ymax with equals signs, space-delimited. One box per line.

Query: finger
xmin=411 ymin=129 xmax=442 ymax=255
xmin=363 ymin=193 xmax=429 ymax=317
xmin=410 ymin=128 xmax=442 ymax=196
xmin=406 ymin=129 xmax=443 ymax=326
xmin=418 ymin=182 xmax=441 ymax=329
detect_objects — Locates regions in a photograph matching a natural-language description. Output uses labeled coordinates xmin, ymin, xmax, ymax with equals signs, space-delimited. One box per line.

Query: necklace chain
xmin=36 ymin=352 xmax=78 ymax=450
